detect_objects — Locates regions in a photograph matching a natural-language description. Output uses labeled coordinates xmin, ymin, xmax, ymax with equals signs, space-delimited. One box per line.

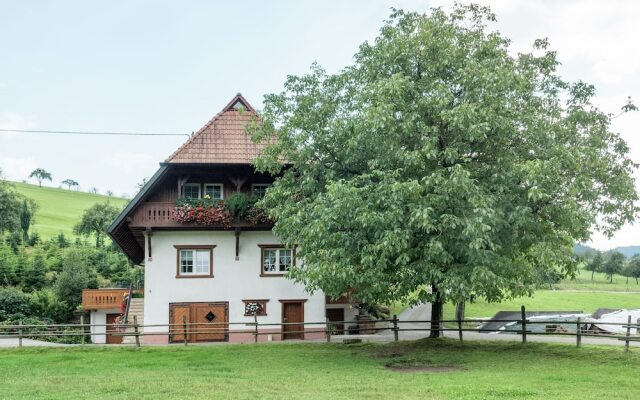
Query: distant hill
xmin=11 ymin=181 xmax=129 ymax=239
xmin=574 ymin=243 xmax=640 ymax=259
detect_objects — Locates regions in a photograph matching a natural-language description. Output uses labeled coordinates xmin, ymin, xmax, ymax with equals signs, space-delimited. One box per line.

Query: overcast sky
xmin=0 ymin=1 xmax=638 ymax=249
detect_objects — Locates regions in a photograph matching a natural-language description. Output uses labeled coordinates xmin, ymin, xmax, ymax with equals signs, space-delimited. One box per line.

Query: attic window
xmin=231 ymin=100 xmax=246 ymax=111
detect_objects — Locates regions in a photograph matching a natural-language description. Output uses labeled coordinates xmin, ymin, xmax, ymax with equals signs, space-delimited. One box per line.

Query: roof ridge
xmin=165 ymin=93 xmax=257 ymax=163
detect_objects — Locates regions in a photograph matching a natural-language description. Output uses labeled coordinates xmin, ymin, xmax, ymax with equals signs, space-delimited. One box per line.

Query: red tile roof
xmin=166 ymin=94 xmax=266 ymax=164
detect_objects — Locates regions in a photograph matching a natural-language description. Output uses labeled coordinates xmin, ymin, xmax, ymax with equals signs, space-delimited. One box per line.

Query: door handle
xmin=283 ymin=318 xmax=288 ymax=322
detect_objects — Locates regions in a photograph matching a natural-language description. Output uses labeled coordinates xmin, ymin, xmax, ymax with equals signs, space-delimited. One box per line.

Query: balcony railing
xmin=82 ymin=289 xmax=134 ymax=310
xmin=127 ymin=201 xmax=273 ymax=229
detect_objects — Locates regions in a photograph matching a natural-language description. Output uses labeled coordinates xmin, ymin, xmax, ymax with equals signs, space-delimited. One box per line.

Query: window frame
xmin=203 ymin=183 xmax=224 ymax=200
xmin=258 ymin=245 xmax=296 ymax=277
xmin=181 ymin=183 xmax=201 ymax=199
xmin=242 ymin=299 xmax=269 ymax=316
xmin=174 ymin=245 xmax=216 ymax=278
xmin=251 ymin=183 xmax=270 ymax=198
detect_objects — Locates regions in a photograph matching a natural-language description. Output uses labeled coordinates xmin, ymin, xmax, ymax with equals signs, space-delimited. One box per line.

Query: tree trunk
xmin=429 ymin=285 xmax=443 ymax=338
xmin=455 ymin=300 xmax=465 ymax=321
xmin=591 ymin=270 xmax=594 ymax=281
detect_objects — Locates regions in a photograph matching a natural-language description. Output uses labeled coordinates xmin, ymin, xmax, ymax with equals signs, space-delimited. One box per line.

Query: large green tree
xmin=73 ymin=202 xmax=121 ymax=247
xmin=251 ymin=5 xmax=638 ymax=336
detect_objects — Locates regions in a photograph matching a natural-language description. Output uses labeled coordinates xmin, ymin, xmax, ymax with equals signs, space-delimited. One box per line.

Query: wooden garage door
xmin=106 ymin=313 xmax=123 ymax=344
xmin=169 ymin=302 xmax=228 ymax=343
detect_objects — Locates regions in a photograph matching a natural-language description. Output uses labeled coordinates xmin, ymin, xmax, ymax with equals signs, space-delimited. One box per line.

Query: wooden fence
xmin=1 ymin=305 xmax=639 ymax=351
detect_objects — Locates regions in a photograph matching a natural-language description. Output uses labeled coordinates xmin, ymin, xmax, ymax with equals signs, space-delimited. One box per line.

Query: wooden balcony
xmin=127 ymin=201 xmax=273 ymax=229
xmin=82 ymin=289 xmax=130 ymax=310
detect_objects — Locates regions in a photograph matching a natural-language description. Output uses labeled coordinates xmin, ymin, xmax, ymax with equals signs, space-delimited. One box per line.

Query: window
xmin=181 ymin=183 xmax=201 ymax=199
xmin=242 ymin=299 xmax=268 ymax=316
xmin=259 ymin=246 xmax=294 ymax=276
xmin=204 ymin=184 xmax=224 ymax=200
xmin=174 ymin=246 xmax=215 ymax=278
xmin=251 ymin=184 xmax=270 ymax=198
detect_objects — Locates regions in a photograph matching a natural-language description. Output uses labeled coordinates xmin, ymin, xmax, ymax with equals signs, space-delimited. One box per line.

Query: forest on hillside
xmin=0 ymin=173 xmax=142 ymax=342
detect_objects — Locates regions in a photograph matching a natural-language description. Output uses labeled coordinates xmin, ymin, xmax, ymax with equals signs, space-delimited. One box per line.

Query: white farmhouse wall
xmin=143 ymin=230 xmax=326 ymax=339
xmin=89 ymin=309 xmax=119 ymax=344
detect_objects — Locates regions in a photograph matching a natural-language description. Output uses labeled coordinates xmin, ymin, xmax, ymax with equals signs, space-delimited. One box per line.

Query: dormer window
xmin=252 ymin=184 xmax=270 ymax=198
xmin=182 ymin=183 xmax=201 ymax=199
xmin=204 ymin=184 xmax=224 ymax=200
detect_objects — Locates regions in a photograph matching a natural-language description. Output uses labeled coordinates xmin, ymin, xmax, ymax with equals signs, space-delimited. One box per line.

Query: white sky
xmin=0 ymin=0 xmax=638 ymax=249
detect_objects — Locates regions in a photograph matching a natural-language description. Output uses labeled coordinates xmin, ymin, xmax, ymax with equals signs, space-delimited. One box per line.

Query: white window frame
xmin=251 ymin=183 xmax=270 ymax=198
xmin=181 ymin=183 xmax=201 ymax=199
xmin=203 ymin=183 xmax=224 ymax=200
xmin=176 ymin=247 xmax=213 ymax=277
xmin=260 ymin=247 xmax=293 ymax=276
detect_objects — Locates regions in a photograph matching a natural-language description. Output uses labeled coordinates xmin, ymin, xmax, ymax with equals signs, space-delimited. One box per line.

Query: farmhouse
xmin=82 ymin=94 xmax=357 ymax=344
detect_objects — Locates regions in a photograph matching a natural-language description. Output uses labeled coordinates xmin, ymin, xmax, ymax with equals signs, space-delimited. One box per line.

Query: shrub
xmin=0 ymin=287 xmax=31 ymax=321
xmin=29 ymin=289 xmax=70 ymax=322
xmin=225 ymin=192 xmax=250 ymax=217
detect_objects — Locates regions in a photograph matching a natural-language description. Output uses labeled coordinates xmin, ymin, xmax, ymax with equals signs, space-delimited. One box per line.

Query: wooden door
xmin=106 ymin=313 xmax=123 ymax=344
xmin=169 ymin=303 xmax=228 ymax=343
xmin=282 ymin=301 xmax=304 ymax=340
xmin=191 ymin=303 xmax=227 ymax=342
xmin=326 ymin=308 xmax=345 ymax=335
xmin=169 ymin=304 xmax=191 ymax=343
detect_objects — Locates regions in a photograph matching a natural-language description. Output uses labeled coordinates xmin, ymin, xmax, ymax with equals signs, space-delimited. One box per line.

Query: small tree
xmin=626 ymin=256 xmax=640 ymax=285
xmin=584 ymin=251 xmax=604 ymax=281
xmin=0 ymin=179 xmax=21 ymax=234
xmin=0 ymin=243 xmax=16 ymax=286
xmin=61 ymin=179 xmax=79 ymax=191
xmin=19 ymin=199 xmax=37 ymax=242
xmin=54 ymin=248 xmax=98 ymax=319
xmin=73 ymin=202 xmax=120 ymax=247
xmin=29 ymin=168 xmax=52 ymax=188
xmin=22 ymin=251 xmax=47 ymax=292
xmin=106 ymin=190 xmax=114 ymax=197
xmin=89 ymin=187 xmax=98 ymax=194
xmin=602 ymin=252 xmax=625 ymax=283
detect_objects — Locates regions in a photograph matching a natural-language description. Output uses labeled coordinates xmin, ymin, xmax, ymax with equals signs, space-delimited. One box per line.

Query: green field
xmin=11 ymin=182 xmax=128 ymax=239
xmin=555 ymin=267 xmax=640 ymax=292
xmin=0 ymin=340 xmax=638 ymax=399
xmin=443 ymin=291 xmax=640 ymax=320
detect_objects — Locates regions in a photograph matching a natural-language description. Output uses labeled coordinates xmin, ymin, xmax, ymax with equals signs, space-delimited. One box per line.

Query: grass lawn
xmin=11 ymin=181 xmax=128 ymax=239
xmin=0 ymin=340 xmax=638 ymax=399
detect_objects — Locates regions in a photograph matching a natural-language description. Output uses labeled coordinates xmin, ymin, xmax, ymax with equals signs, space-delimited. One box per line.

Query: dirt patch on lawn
xmin=386 ymin=364 xmax=465 ymax=373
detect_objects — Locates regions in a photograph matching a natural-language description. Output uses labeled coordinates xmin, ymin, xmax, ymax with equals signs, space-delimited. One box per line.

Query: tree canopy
xmin=73 ymin=202 xmax=121 ymax=247
xmin=251 ymin=5 xmax=638 ymax=333
xmin=61 ymin=179 xmax=79 ymax=191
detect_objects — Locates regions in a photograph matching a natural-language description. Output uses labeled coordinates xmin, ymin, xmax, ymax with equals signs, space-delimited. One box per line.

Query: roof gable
xmin=166 ymin=93 xmax=265 ymax=164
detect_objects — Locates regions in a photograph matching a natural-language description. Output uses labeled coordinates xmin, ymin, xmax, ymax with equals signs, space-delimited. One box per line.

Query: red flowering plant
xmin=172 ymin=196 xmax=233 ymax=227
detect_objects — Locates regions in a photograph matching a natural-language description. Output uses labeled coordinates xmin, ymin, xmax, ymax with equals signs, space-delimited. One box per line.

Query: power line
xmin=0 ymin=128 xmax=189 ymax=136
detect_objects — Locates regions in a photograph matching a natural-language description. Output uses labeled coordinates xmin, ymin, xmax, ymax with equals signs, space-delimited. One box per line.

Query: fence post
xmin=457 ymin=316 xmax=463 ymax=342
xmin=576 ymin=317 xmax=581 ymax=348
xmin=392 ymin=314 xmax=399 ymax=342
xmin=80 ymin=315 xmax=85 ymax=345
xmin=325 ymin=320 xmax=331 ymax=343
xmin=133 ymin=315 xmax=140 ymax=348
xmin=254 ymin=314 xmax=258 ymax=344
xmin=182 ymin=315 xmax=188 ymax=346
xmin=521 ymin=305 xmax=527 ymax=344
xmin=18 ymin=321 xmax=23 ymax=348
xmin=625 ymin=315 xmax=631 ymax=353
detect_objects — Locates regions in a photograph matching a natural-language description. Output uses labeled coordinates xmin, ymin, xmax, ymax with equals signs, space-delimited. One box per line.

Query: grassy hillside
xmin=11 ymin=182 xmax=129 ymax=239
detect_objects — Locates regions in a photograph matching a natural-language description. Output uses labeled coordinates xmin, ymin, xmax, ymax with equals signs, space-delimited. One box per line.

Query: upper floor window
xmin=259 ymin=245 xmax=293 ymax=276
xmin=175 ymin=245 xmax=215 ymax=278
xmin=181 ymin=183 xmax=201 ymax=199
xmin=204 ymin=183 xmax=224 ymax=200
xmin=252 ymin=184 xmax=270 ymax=198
